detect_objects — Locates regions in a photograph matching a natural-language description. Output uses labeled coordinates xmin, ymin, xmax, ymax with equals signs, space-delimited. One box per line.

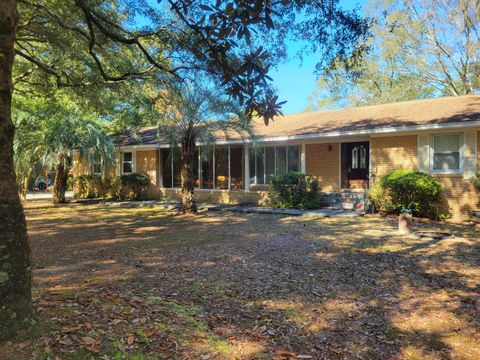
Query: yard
xmin=2 ymin=201 xmax=480 ymax=360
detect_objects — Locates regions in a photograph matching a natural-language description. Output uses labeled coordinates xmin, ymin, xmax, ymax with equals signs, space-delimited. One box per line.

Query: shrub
xmin=267 ymin=172 xmax=319 ymax=209
xmin=368 ymin=170 xmax=443 ymax=218
xmin=473 ymin=172 xmax=480 ymax=192
xmin=116 ymin=172 xmax=151 ymax=200
xmin=73 ymin=174 xmax=110 ymax=199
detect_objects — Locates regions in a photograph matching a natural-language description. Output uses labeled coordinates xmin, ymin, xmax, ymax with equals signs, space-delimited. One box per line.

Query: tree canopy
xmin=306 ymin=0 xmax=480 ymax=110
xmin=14 ymin=0 xmax=370 ymax=123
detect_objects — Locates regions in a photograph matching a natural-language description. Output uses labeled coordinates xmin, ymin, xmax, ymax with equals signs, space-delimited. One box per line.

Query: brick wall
xmin=370 ymin=133 xmax=480 ymax=220
xmin=436 ymin=175 xmax=479 ymax=219
xmin=136 ymin=150 xmax=159 ymax=186
xmin=160 ymin=188 xmax=268 ymax=205
xmin=370 ymin=135 xmax=418 ymax=178
xmin=305 ymin=143 xmax=339 ymax=191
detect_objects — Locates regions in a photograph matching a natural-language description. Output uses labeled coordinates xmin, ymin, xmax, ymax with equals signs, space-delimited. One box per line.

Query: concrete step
xmin=319 ymin=191 xmax=366 ymax=211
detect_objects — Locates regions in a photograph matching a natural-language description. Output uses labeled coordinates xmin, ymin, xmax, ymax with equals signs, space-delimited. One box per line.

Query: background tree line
xmin=307 ymin=0 xmax=480 ymax=110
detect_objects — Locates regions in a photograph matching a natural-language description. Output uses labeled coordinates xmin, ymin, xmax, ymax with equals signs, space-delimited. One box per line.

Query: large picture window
xmin=431 ymin=134 xmax=462 ymax=173
xmin=249 ymin=145 xmax=301 ymax=185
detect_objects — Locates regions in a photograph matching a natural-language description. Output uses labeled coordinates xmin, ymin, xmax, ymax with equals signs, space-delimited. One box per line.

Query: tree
xmin=14 ymin=94 xmax=114 ymax=204
xmin=307 ymin=0 xmax=480 ymax=110
xmin=157 ymin=84 xmax=253 ymax=213
xmin=1 ymin=0 xmax=368 ymax=339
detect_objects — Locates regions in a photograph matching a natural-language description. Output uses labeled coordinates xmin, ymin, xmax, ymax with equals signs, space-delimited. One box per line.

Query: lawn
xmin=1 ymin=201 xmax=480 ymax=360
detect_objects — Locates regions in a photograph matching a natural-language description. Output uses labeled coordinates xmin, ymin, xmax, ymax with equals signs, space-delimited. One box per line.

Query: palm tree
xmin=157 ymin=84 xmax=254 ymax=213
xmin=14 ymin=102 xmax=114 ymax=204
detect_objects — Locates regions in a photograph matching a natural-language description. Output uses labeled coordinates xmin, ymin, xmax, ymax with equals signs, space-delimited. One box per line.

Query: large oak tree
xmin=0 ymin=0 xmax=368 ymax=339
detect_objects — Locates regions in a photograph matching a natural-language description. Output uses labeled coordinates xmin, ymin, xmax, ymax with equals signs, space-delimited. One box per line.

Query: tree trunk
xmin=52 ymin=160 xmax=69 ymax=204
xmin=0 ymin=0 xmax=33 ymax=341
xmin=180 ymin=134 xmax=197 ymax=213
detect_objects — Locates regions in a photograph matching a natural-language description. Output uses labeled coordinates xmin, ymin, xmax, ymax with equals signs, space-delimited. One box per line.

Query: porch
xmin=123 ymin=139 xmax=371 ymax=197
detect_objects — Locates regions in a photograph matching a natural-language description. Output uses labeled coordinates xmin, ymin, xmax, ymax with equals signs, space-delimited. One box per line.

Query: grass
xmin=1 ymin=200 xmax=479 ymax=359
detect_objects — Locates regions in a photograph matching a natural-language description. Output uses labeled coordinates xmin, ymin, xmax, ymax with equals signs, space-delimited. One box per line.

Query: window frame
xmin=430 ymin=133 xmax=464 ymax=174
xmin=122 ymin=151 xmax=134 ymax=174
xmin=249 ymin=145 xmax=301 ymax=185
xmin=90 ymin=152 xmax=102 ymax=176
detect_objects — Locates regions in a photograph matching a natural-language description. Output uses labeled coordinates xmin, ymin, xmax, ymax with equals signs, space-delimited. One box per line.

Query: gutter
xmin=118 ymin=120 xmax=480 ymax=150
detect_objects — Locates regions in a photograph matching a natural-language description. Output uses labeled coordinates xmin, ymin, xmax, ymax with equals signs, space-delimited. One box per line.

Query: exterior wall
xmin=160 ymin=188 xmax=269 ymax=206
xmin=73 ymin=154 xmax=90 ymax=176
xmin=370 ymin=132 xmax=479 ymax=220
xmin=436 ymin=175 xmax=478 ymax=219
xmin=370 ymin=135 xmax=418 ymax=178
xmin=135 ymin=150 xmax=159 ymax=186
xmin=305 ymin=143 xmax=340 ymax=191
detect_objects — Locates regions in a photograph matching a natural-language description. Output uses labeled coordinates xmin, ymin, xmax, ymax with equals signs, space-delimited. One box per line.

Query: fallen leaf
xmin=127 ymin=335 xmax=135 ymax=345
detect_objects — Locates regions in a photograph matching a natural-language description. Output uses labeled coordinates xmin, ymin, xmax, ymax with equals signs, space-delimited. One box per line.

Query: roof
xmin=116 ymin=95 xmax=480 ymax=147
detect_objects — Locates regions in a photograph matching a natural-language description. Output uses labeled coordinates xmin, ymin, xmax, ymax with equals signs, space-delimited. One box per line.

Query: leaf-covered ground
xmin=1 ymin=201 xmax=480 ymax=359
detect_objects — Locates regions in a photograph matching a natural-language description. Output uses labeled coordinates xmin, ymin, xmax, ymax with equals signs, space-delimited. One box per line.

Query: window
xmin=249 ymin=145 xmax=301 ymax=185
xmin=201 ymin=146 xmax=214 ymax=189
xmin=431 ymin=134 xmax=462 ymax=172
xmin=122 ymin=152 xmax=133 ymax=174
xmin=161 ymin=148 xmax=172 ymax=188
xmin=91 ymin=152 xmax=102 ymax=175
xmin=351 ymin=145 xmax=367 ymax=169
xmin=230 ymin=146 xmax=244 ymax=190
xmin=215 ymin=146 xmax=229 ymax=189
xmin=287 ymin=146 xmax=300 ymax=172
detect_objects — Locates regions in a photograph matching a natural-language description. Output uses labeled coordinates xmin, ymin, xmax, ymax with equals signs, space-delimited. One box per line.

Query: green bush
xmin=66 ymin=174 xmax=74 ymax=191
xmin=368 ymin=170 xmax=443 ymax=218
xmin=473 ymin=172 xmax=480 ymax=191
xmin=73 ymin=174 xmax=110 ymax=199
xmin=116 ymin=172 xmax=151 ymax=200
xmin=267 ymin=171 xmax=319 ymax=209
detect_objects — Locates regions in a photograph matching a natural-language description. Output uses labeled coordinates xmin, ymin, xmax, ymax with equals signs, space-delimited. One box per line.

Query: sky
xmin=270 ymin=0 xmax=367 ymax=114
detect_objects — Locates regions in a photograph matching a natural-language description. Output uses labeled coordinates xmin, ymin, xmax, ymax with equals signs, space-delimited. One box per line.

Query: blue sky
xmin=270 ymin=0 xmax=367 ymax=114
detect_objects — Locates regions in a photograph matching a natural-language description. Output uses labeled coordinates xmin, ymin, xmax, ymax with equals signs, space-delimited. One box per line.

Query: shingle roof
xmin=116 ymin=95 xmax=480 ymax=146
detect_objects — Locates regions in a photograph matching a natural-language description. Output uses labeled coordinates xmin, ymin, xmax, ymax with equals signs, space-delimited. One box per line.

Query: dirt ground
xmin=1 ymin=200 xmax=479 ymax=359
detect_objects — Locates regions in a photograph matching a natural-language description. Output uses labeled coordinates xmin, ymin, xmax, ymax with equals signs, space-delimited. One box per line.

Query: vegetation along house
xmin=80 ymin=95 xmax=480 ymax=220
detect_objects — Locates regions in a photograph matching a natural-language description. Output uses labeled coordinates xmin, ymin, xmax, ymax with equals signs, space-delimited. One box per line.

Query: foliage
xmin=267 ymin=172 xmax=319 ymax=210
xmin=368 ymin=170 xmax=443 ymax=218
xmin=157 ymin=83 xmax=256 ymax=212
xmin=13 ymin=93 xmax=115 ymax=199
xmin=473 ymin=172 xmax=480 ymax=192
xmin=117 ymin=173 xmax=152 ymax=201
xmin=306 ymin=0 xmax=480 ymax=110
xmin=14 ymin=0 xmax=370 ymax=125
xmin=72 ymin=175 xmax=114 ymax=199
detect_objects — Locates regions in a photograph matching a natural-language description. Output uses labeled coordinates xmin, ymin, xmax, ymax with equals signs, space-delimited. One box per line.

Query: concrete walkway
xmin=206 ymin=204 xmax=364 ymax=218
xmin=26 ymin=191 xmax=74 ymax=200
xmin=72 ymin=198 xmax=363 ymax=218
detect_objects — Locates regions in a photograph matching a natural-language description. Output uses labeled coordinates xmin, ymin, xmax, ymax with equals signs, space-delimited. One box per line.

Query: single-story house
xmin=79 ymin=95 xmax=480 ymax=219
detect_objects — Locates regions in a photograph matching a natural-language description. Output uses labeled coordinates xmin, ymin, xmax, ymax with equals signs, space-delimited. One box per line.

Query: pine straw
xmin=2 ymin=201 xmax=479 ymax=359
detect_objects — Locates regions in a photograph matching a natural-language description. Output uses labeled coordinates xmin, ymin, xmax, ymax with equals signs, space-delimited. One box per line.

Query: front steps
xmin=319 ymin=190 xmax=367 ymax=211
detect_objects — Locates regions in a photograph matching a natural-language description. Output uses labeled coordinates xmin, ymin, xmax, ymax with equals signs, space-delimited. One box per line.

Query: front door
xmin=342 ymin=142 xmax=369 ymax=189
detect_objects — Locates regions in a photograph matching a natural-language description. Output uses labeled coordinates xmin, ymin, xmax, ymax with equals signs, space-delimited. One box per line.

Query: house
xmin=84 ymin=95 xmax=480 ymax=219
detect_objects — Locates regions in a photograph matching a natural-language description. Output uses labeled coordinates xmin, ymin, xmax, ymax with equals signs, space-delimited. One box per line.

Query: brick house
xmin=86 ymin=95 xmax=480 ymax=219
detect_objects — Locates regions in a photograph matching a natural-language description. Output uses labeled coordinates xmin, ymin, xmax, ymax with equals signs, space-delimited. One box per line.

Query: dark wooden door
xmin=345 ymin=142 xmax=369 ymax=188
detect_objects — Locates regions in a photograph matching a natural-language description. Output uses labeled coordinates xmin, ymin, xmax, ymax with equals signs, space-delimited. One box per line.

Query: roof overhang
xmin=117 ymin=120 xmax=480 ymax=150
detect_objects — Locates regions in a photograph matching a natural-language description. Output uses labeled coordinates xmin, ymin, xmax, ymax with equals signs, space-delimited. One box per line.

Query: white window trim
xmin=429 ymin=133 xmax=464 ymax=175
xmin=121 ymin=151 xmax=135 ymax=174
xmin=90 ymin=152 xmax=103 ymax=176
